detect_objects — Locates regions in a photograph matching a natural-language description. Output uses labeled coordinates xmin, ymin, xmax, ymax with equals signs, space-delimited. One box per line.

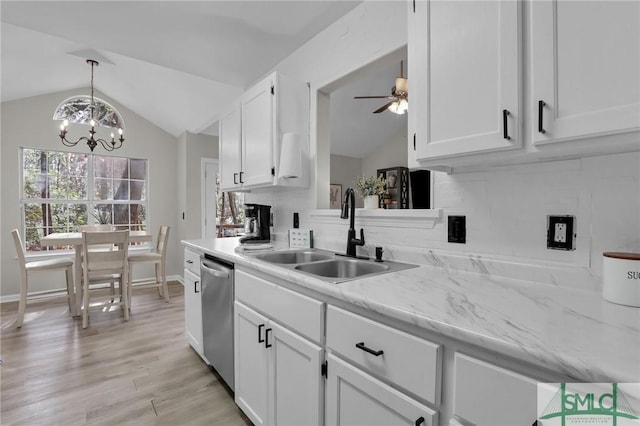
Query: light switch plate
xmin=289 ymin=229 xmax=313 ymax=249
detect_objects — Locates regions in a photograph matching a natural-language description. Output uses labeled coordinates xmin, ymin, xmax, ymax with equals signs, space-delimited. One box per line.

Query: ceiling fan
xmin=354 ymin=61 xmax=408 ymax=115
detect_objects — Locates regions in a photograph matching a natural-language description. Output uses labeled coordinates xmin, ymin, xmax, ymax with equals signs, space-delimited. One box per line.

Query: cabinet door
xmin=531 ymin=0 xmax=640 ymax=144
xmin=184 ymin=269 xmax=203 ymax=357
xmin=325 ymin=354 xmax=437 ymax=426
xmin=269 ymin=321 xmax=323 ymax=426
xmin=234 ymin=302 xmax=269 ymax=426
xmin=453 ymin=353 xmax=538 ymax=426
xmin=241 ymin=76 xmax=275 ymax=187
xmin=411 ymin=0 xmax=521 ymax=160
xmin=219 ymin=106 xmax=242 ymax=190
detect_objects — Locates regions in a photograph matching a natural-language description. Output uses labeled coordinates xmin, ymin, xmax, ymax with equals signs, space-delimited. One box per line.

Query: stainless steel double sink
xmin=252 ymin=248 xmax=417 ymax=284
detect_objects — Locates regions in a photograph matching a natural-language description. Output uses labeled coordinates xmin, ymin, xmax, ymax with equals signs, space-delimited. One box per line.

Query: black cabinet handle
xmin=502 ymin=109 xmax=511 ymax=140
xmin=239 ymin=172 xmax=244 ymax=184
xmin=355 ymin=342 xmax=384 ymax=356
xmin=194 ymin=281 xmax=199 ymax=293
xmin=265 ymin=328 xmax=272 ymax=348
xmin=415 ymin=417 xmax=425 ymax=426
xmin=258 ymin=324 xmax=265 ymax=343
xmin=538 ymin=100 xmax=546 ymax=134
xmin=233 ymin=173 xmax=238 ymax=184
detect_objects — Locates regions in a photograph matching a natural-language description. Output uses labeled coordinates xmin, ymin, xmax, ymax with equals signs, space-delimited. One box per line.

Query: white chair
xmin=81 ymin=230 xmax=130 ymax=328
xmin=128 ymin=226 xmax=170 ymax=305
xmin=11 ymin=229 xmax=75 ymax=328
xmin=79 ymin=224 xmax=116 ymax=296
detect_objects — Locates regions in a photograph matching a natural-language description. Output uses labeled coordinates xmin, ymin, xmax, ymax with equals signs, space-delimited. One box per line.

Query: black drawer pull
xmin=239 ymin=171 xmax=245 ymax=183
xmin=194 ymin=281 xmax=199 ymax=293
xmin=502 ymin=109 xmax=511 ymax=140
xmin=415 ymin=417 xmax=425 ymax=426
xmin=233 ymin=173 xmax=238 ymax=184
xmin=355 ymin=342 xmax=384 ymax=356
xmin=538 ymin=100 xmax=546 ymax=134
xmin=265 ymin=328 xmax=272 ymax=348
xmin=258 ymin=324 xmax=265 ymax=343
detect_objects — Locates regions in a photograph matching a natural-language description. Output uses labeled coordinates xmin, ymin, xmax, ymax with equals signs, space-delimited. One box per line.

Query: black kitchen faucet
xmin=340 ymin=187 xmax=365 ymax=257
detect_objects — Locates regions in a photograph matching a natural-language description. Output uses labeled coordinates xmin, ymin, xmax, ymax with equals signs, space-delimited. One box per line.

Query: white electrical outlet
xmin=554 ymin=223 xmax=567 ymax=243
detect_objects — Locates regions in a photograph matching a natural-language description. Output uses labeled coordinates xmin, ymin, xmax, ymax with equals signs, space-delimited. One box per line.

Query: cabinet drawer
xmin=235 ymin=269 xmax=323 ymax=344
xmin=326 ymin=305 xmax=441 ymax=405
xmin=453 ymin=353 xmax=538 ymax=426
xmin=184 ymin=248 xmax=200 ymax=276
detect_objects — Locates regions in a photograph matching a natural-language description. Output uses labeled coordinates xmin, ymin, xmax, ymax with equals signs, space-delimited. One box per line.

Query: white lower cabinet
xmin=184 ymin=248 xmax=204 ymax=359
xmin=326 ymin=353 xmax=438 ymax=426
xmin=452 ymin=353 xmax=539 ymax=426
xmin=234 ymin=269 xmax=324 ymax=426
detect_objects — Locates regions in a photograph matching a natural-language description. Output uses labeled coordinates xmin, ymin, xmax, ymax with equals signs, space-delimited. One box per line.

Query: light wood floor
xmin=0 ymin=282 xmax=252 ymax=426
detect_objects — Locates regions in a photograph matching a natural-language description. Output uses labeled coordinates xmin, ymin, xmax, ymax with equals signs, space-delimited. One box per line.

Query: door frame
xmin=202 ymin=157 xmax=219 ymax=239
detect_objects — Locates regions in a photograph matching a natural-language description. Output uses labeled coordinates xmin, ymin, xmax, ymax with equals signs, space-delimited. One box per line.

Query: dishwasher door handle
xmin=201 ymin=262 xmax=230 ymax=279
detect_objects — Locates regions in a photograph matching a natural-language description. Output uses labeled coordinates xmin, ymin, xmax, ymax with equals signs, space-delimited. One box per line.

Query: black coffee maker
xmin=240 ymin=204 xmax=271 ymax=244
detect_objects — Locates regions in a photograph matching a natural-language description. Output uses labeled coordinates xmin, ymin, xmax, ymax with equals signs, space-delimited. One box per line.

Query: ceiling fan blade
xmin=373 ymin=101 xmax=394 ymax=113
xmin=354 ymin=96 xmax=394 ymax=99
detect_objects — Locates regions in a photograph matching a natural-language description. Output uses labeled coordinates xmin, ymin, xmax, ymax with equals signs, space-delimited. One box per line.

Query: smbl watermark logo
xmin=538 ymin=383 xmax=640 ymax=425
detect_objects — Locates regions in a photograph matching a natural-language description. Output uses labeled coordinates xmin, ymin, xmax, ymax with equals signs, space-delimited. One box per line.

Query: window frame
xmin=19 ymin=147 xmax=149 ymax=252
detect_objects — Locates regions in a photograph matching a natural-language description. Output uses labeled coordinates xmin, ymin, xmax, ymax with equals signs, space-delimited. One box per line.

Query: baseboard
xmin=0 ymin=274 xmax=184 ymax=304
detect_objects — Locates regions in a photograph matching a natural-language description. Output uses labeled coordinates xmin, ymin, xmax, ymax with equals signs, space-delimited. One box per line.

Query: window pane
xmin=130 ymin=204 xmax=146 ymax=227
xmin=70 ymin=204 xmax=88 ymax=229
xmin=94 ymin=155 xmax=112 ymax=178
xmin=23 ymin=172 xmax=45 ymax=198
xmin=68 ymin=175 xmax=88 ymax=200
xmin=25 ymin=227 xmax=44 ymax=251
xmin=130 ymin=180 xmax=145 ymax=200
xmin=94 ymin=178 xmax=113 ymax=200
xmin=113 ymin=179 xmax=129 ymax=199
xmin=93 ymin=205 xmax=113 ymax=225
xmin=114 ymin=204 xmax=129 ymax=225
xmin=113 ymin=158 xmax=128 ymax=179
xmin=24 ymin=203 xmax=44 ymax=228
xmin=23 ymin=149 xmax=43 ymax=173
xmin=130 ymin=159 xmax=146 ymax=180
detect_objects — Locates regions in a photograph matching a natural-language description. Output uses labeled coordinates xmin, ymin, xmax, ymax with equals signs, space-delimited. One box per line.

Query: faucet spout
xmin=341 ymin=188 xmax=365 ymax=257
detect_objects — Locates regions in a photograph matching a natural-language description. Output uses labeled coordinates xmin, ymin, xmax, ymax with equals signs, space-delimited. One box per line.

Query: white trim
xmin=201 ymin=157 xmax=219 ymax=239
xmin=309 ymin=208 xmax=442 ymax=229
xmin=0 ymin=274 xmax=183 ymax=304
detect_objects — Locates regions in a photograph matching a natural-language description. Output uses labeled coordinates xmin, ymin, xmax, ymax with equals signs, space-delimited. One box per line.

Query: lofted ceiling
xmin=1 ymin=1 xmax=362 ymax=138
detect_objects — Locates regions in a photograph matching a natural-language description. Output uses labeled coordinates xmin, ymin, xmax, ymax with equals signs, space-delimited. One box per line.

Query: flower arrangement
xmin=354 ymin=175 xmax=386 ymax=197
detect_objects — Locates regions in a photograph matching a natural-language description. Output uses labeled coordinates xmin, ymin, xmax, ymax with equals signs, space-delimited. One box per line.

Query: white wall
xmin=361 ymin=127 xmax=408 ymax=179
xmin=330 ymin=154 xmax=362 ymax=208
xmin=1 ymin=89 xmax=180 ymax=298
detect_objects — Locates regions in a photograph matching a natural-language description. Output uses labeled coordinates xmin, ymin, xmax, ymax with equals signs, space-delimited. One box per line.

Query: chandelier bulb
xmin=90 ymin=119 xmax=96 ymax=127
xmin=63 ymin=119 xmax=69 ymax=127
xmin=118 ymin=128 xmax=123 ymax=135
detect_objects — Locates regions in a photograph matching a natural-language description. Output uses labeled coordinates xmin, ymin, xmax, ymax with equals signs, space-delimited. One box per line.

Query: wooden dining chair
xmin=78 ymin=224 xmax=116 ymax=296
xmin=11 ymin=229 xmax=75 ymax=328
xmin=128 ymin=226 xmax=170 ymax=306
xmin=81 ymin=230 xmax=130 ymax=328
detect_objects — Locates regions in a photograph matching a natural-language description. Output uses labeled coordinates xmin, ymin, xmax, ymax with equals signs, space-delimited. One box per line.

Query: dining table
xmin=40 ymin=230 xmax=153 ymax=317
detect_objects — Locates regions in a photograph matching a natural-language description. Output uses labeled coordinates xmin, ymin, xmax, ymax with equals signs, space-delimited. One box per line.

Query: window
xmin=21 ymin=148 xmax=148 ymax=252
xmin=216 ymin=175 xmax=245 ymax=237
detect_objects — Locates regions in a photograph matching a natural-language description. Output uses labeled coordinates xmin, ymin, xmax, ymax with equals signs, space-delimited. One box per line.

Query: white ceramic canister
xmin=602 ymin=252 xmax=640 ymax=307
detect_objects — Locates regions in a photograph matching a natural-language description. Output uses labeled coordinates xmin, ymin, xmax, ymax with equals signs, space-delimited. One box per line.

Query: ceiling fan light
xmin=388 ymin=101 xmax=400 ymax=114
xmin=395 ymin=77 xmax=408 ymax=94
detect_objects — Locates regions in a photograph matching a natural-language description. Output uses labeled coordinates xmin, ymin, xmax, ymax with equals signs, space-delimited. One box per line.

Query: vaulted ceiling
xmin=1 ymin=1 xmax=362 ymax=137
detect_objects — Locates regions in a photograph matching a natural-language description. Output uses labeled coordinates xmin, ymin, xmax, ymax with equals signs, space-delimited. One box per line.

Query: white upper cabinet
xmin=242 ymin=76 xmax=276 ymax=187
xmin=219 ymin=72 xmax=309 ymax=192
xmin=219 ymin=106 xmax=242 ymax=190
xmin=531 ymin=0 xmax=640 ymax=145
xmin=409 ymin=0 xmax=521 ymax=162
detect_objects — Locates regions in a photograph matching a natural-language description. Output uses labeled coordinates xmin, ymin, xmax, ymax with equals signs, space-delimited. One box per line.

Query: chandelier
xmin=53 ymin=59 xmax=125 ymax=152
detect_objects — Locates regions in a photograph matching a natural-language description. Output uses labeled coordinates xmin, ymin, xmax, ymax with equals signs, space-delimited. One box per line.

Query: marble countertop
xmin=183 ymin=238 xmax=640 ymax=383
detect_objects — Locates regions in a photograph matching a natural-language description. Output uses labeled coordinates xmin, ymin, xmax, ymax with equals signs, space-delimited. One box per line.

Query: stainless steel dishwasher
xmin=200 ymin=254 xmax=234 ymax=391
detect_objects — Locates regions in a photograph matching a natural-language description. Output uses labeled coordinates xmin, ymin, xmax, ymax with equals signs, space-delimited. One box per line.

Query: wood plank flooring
xmin=0 ymin=283 xmax=252 ymax=425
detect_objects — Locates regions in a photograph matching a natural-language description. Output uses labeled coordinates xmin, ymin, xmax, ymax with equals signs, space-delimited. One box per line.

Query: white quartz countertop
xmin=183 ymin=238 xmax=640 ymax=383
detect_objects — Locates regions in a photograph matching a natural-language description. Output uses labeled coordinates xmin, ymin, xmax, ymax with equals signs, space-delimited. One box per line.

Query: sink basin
xmin=255 ymin=250 xmax=334 ymax=264
xmin=295 ymin=258 xmax=389 ymax=279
